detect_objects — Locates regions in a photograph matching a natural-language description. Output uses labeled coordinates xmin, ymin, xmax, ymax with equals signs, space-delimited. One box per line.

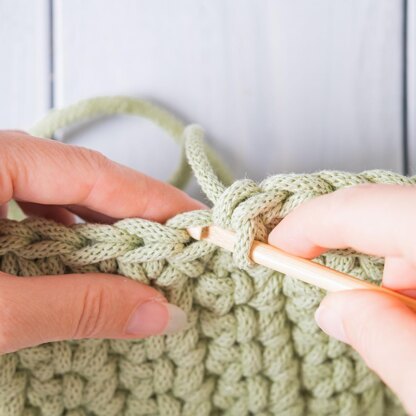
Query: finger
xmin=268 ymin=184 xmax=416 ymax=262
xmin=315 ymin=290 xmax=416 ymax=414
xmin=1 ymin=132 xmax=205 ymax=222
xmin=18 ymin=202 xmax=76 ymax=225
xmin=18 ymin=202 xmax=119 ymax=225
xmin=0 ymin=272 xmax=187 ymax=354
xmin=383 ymin=256 xmax=416 ymax=291
xmin=66 ymin=205 xmax=117 ymax=224
xmin=0 ymin=204 xmax=7 ymax=218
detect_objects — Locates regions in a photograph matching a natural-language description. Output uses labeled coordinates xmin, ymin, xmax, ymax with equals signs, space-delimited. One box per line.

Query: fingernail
xmin=314 ymin=305 xmax=348 ymax=343
xmin=163 ymin=303 xmax=188 ymax=334
xmin=126 ymin=301 xmax=187 ymax=336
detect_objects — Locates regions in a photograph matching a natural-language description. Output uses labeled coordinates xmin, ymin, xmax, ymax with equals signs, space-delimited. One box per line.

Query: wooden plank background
xmin=0 ymin=0 xmax=50 ymax=129
xmin=409 ymin=0 xmax=415 ymax=175
xmin=1 ymin=0 xmax=412 ymax=197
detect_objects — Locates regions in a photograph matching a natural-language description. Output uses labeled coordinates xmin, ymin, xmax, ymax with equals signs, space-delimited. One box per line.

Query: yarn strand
xmin=0 ymin=96 xmax=412 ymax=416
xmin=29 ymin=96 xmax=233 ymax=190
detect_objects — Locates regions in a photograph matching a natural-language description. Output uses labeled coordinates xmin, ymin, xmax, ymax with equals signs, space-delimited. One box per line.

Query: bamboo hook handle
xmin=187 ymin=225 xmax=416 ymax=313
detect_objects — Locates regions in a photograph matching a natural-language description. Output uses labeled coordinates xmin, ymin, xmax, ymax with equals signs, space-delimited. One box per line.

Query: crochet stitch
xmin=0 ymin=96 xmax=412 ymax=415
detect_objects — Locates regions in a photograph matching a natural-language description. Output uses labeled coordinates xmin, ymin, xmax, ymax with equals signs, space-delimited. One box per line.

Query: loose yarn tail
xmin=29 ymin=96 xmax=233 ymax=190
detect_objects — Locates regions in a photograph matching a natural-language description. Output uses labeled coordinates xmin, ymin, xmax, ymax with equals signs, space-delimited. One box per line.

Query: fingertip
xmin=315 ymin=303 xmax=349 ymax=344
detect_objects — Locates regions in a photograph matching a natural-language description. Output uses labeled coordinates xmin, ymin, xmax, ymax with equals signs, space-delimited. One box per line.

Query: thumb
xmin=0 ymin=272 xmax=187 ymax=354
xmin=315 ymin=290 xmax=416 ymax=414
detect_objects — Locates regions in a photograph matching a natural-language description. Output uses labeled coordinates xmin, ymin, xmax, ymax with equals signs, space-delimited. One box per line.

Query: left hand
xmin=0 ymin=130 xmax=204 ymax=353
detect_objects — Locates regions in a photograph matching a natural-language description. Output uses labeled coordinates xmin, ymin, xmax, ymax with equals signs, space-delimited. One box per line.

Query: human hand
xmin=269 ymin=184 xmax=416 ymax=414
xmin=0 ymin=130 xmax=204 ymax=354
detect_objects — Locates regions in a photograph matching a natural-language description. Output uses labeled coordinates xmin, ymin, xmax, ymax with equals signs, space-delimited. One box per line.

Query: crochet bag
xmin=0 ymin=97 xmax=411 ymax=415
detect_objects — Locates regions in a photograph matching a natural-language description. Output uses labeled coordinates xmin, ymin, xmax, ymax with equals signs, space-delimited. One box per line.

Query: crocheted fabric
xmin=0 ymin=97 xmax=411 ymax=416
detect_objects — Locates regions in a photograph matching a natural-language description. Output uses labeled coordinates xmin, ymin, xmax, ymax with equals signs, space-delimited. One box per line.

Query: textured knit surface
xmin=0 ymin=97 xmax=412 ymax=416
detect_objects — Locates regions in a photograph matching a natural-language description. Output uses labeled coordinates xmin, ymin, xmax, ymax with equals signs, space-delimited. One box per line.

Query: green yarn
xmin=0 ymin=96 xmax=412 ymax=415
xmin=29 ymin=96 xmax=233 ymax=191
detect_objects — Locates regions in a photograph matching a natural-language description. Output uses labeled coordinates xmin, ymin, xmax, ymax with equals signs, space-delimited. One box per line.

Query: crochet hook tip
xmin=186 ymin=226 xmax=205 ymax=240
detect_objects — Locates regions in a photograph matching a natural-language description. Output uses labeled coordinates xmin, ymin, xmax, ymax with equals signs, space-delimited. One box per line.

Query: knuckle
xmin=77 ymin=146 xmax=110 ymax=172
xmin=0 ymin=137 xmax=25 ymax=204
xmin=74 ymin=147 xmax=113 ymax=203
xmin=0 ymin=133 xmax=52 ymax=204
xmin=73 ymin=285 xmax=106 ymax=339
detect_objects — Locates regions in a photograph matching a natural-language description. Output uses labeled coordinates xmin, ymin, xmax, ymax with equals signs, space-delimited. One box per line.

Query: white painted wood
xmin=0 ymin=0 xmax=50 ymax=129
xmin=409 ymin=0 xmax=416 ymax=175
xmin=54 ymin=0 xmax=404 ymax=197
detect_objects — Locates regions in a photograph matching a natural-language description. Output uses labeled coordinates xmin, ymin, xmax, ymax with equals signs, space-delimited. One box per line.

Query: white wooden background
xmin=1 ymin=0 xmax=415 ymax=199
xmin=409 ymin=0 xmax=416 ymax=172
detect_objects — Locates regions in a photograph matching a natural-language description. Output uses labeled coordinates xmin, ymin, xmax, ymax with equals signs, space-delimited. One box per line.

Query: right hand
xmin=269 ymin=184 xmax=416 ymax=414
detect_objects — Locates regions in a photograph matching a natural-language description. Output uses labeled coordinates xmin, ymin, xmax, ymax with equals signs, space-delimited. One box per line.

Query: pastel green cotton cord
xmin=0 ymin=95 xmax=413 ymax=416
xmin=30 ymin=96 xmax=234 ymax=191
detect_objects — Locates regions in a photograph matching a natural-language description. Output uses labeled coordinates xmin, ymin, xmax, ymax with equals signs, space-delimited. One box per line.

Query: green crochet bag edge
xmin=1 ymin=95 xmax=414 ymax=415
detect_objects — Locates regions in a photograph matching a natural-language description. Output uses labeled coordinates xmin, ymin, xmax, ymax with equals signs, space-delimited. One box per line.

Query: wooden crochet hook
xmin=187 ymin=225 xmax=416 ymax=313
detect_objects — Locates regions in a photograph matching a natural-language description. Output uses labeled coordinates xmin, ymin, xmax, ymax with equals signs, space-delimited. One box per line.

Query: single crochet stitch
xmin=0 ymin=96 xmax=412 ymax=416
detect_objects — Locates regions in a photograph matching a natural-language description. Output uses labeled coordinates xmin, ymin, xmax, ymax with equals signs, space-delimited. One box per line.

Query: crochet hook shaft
xmin=187 ymin=225 xmax=416 ymax=313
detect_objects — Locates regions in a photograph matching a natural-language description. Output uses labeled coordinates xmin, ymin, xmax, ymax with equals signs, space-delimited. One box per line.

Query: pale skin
xmin=0 ymin=130 xmax=204 ymax=353
xmin=0 ymin=131 xmax=415 ymax=413
xmin=268 ymin=184 xmax=416 ymax=415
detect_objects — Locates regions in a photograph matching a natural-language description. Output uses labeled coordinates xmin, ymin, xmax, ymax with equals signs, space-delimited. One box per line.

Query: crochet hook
xmin=187 ymin=225 xmax=416 ymax=313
